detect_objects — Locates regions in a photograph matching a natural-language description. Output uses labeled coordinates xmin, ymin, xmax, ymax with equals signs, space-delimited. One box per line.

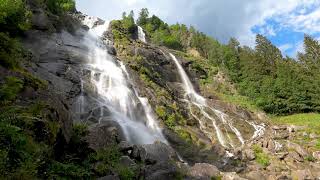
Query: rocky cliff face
xmin=15 ymin=4 xmax=320 ymax=179
xmin=107 ymin=20 xmax=320 ymax=179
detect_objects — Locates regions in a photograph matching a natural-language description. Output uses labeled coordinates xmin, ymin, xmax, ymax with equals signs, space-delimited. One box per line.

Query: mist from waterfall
xmin=169 ymin=53 xmax=265 ymax=148
xmin=81 ymin=16 xmax=166 ymax=145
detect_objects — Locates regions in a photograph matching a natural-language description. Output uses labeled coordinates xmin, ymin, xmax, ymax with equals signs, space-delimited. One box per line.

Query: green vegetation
xmin=0 ymin=103 xmax=56 ymax=179
xmin=211 ymin=176 xmax=222 ymax=180
xmin=253 ymin=145 xmax=270 ymax=167
xmin=0 ymin=76 xmax=24 ymax=101
xmin=137 ymin=8 xmax=183 ymax=50
xmin=0 ymin=0 xmax=138 ymax=178
xmin=0 ymin=104 xmax=137 ymax=179
xmin=0 ymin=0 xmax=31 ymax=34
xmin=136 ymin=8 xmax=320 ymax=115
xmin=46 ymin=0 xmax=76 ymax=14
xmin=91 ymin=146 xmax=135 ymax=179
xmin=271 ymin=113 xmax=320 ymax=134
xmin=110 ymin=11 xmax=136 ymax=47
xmin=0 ymin=33 xmax=23 ymax=69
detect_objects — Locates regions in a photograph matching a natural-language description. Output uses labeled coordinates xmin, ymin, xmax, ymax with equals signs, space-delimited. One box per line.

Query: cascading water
xmin=81 ymin=16 xmax=166 ymax=145
xmin=137 ymin=26 xmax=146 ymax=43
xmin=168 ymin=53 xmax=265 ymax=148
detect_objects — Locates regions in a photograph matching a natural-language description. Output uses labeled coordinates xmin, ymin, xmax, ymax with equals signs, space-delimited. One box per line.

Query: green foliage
xmin=0 ymin=0 xmax=31 ymax=34
xmin=253 ymin=145 xmax=270 ymax=167
xmin=46 ymin=0 xmax=76 ymax=14
xmin=0 ymin=103 xmax=52 ymax=179
xmin=91 ymin=146 xmax=135 ymax=179
xmin=271 ymin=113 xmax=320 ymax=135
xmin=48 ymin=161 xmax=91 ymax=179
xmin=176 ymin=129 xmax=192 ymax=143
xmin=211 ymin=176 xmax=222 ymax=180
xmin=166 ymin=114 xmax=177 ymax=129
xmin=137 ymin=8 xmax=149 ymax=26
xmin=156 ymin=106 xmax=166 ymax=119
xmin=0 ymin=33 xmax=22 ymax=69
xmin=18 ymin=69 xmax=48 ymax=90
xmin=122 ymin=10 xmax=136 ymax=34
xmin=305 ymin=155 xmax=316 ymax=162
xmin=217 ymin=93 xmax=259 ymax=112
xmin=0 ymin=76 xmax=24 ymax=101
xmin=110 ymin=16 xmax=136 ymax=47
xmin=120 ymin=9 xmax=320 ymax=115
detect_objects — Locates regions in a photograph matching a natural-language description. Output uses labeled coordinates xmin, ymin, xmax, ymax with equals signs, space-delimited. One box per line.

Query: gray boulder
xmin=189 ymin=163 xmax=220 ymax=179
xmin=85 ymin=121 xmax=124 ymax=150
xmin=132 ymin=141 xmax=177 ymax=164
xmin=144 ymin=162 xmax=178 ymax=180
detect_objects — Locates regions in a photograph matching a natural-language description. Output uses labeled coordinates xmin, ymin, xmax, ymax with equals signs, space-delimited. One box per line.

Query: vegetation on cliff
xmin=136 ymin=8 xmax=320 ymax=115
xmin=0 ymin=0 xmax=138 ymax=179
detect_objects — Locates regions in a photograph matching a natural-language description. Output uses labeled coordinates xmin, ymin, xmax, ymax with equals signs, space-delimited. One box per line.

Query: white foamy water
xmin=138 ymin=26 xmax=146 ymax=43
xmin=169 ymin=53 xmax=264 ymax=148
xmin=81 ymin=16 xmax=166 ymax=144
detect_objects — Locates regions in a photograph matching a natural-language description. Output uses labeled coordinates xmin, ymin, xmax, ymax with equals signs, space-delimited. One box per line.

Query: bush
xmin=0 ymin=0 xmax=31 ymax=34
xmin=0 ymin=76 xmax=24 ymax=101
xmin=47 ymin=161 xmax=91 ymax=179
xmin=46 ymin=0 xmax=76 ymax=14
xmin=0 ymin=122 xmax=45 ymax=179
xmin=91 ymin=146 xmax=135 ymax=179
xmin=0 ymin=33 xmax=22 ymax=69
xmin=155 ymin=106 xmax=166 ymax=118
xmin=253 ymin=145 xmax=270 ymax=167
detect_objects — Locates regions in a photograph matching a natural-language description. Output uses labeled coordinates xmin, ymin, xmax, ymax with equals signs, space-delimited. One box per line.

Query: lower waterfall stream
xmin=168 ymin=53 xmax=265 ymax=149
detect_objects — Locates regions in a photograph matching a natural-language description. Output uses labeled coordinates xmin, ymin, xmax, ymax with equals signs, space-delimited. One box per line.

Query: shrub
xmin=155 ymin=106 xmax=166 ymax=119
xmin=0 ymin=33 xmax=21 ymax=69
xmin=253 ymin=145 xmax=270 ymax=167
xmin=176 ymin=129 xmax=192 ymax=143
xmin=48 ymin=161 xmax=91 ymax=179
xmin=0 ymin=0 xmax=31 ymax=34
xmin=46 ymin=0 xmax=76 ymax=14
xmin=0 ymin=122 xmax=43 ymax=179
xmin=91 ymin=146 xmax=135 ymax=179
xmin=0 ymin=76 xmax=24 ymax=101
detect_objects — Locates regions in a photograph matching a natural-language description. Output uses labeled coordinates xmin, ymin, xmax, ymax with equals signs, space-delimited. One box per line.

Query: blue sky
xmin=76 ymin=0 xmax=320 ymax=58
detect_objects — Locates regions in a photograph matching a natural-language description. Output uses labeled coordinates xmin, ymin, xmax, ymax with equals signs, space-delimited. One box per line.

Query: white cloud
xmin=289 ymin=41 xmax=305 ymax=58
xmin=279 ymin=43 xmax=293 ymax=52
xmin=76 ymin=0 xmax=320 ymax=47
xmin=259 ymin=25 xmax=277 ymax=37
xmin=276 ymin=6 xmax=320 ymax=35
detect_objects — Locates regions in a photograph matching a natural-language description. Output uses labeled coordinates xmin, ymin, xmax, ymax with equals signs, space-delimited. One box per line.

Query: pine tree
xmin=137 ymin=8 xmax=149 ymax=26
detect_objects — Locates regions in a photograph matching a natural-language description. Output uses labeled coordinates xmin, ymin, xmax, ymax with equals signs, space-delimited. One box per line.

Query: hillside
xmin=0 ymin=1 xmax=320 ymax=179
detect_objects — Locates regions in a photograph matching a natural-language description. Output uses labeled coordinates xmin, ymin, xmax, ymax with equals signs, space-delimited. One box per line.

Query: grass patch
xmin=0 ymin=76 xmax=24 ymax=101
xmin=271 ymin=113 xmax=320 ymax=135
xmin=253 ymin=145 xmax=270 ymax=167
xmin=91 ymin=146 xmax=135 ymax=179
xmin=217 ymin=93 xmax=260 ymax=112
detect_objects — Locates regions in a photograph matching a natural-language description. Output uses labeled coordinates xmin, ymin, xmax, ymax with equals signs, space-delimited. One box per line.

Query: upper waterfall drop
xmin=138 ymin=26 xmax=147 ymax=43
xmin=168 ymin=53 xmax=264 ymax=149
xmin=81 ymin=16 xmax=166 ymax=145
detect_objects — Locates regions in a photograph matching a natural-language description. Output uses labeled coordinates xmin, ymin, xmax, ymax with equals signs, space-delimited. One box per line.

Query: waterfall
xmin=81 ymin=16 xmax=166 ymax=145
xmin=138 ymin=26 xmax=146 ymax=43
xmin=168 ymin=53 xmax=264 ymax=148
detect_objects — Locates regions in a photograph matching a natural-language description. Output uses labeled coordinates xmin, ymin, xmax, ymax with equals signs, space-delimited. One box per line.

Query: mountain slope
xmin=1 ymin=1 xmax=320 ymax=179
